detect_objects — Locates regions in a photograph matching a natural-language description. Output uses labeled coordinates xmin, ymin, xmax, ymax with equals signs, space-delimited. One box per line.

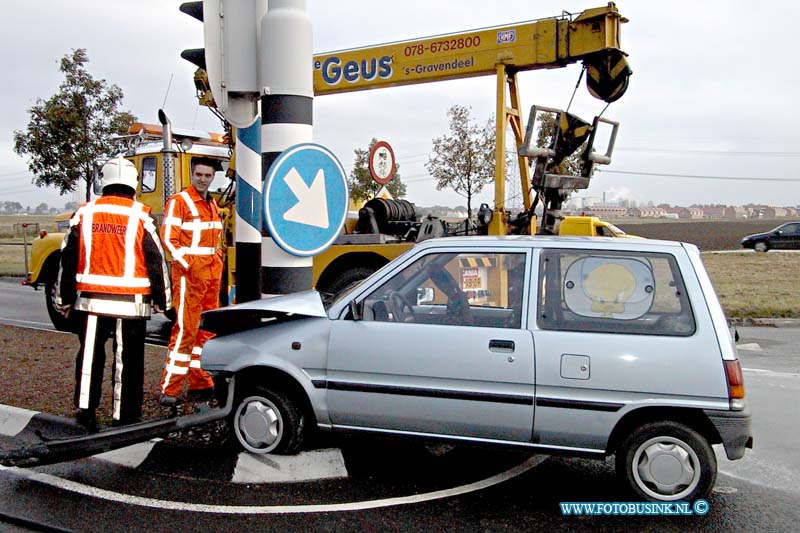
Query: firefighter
xmin=58 ymin=156 xmax=171 ymax=429
xmin=159 ymin=156 xmax=224 ymax=406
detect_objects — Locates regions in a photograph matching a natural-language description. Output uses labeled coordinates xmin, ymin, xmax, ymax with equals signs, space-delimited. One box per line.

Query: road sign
xmin=368 ymin=140 xmax=396 ymax=185
xmin=263 ymin=143 xmax=349 ymax=256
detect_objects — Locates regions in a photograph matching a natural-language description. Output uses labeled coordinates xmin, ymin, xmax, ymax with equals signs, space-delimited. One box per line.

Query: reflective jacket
xmin=60 ymin=192 xmax=171 ymax=318
xmin=161 ymin=187 xmax=222 ymax=269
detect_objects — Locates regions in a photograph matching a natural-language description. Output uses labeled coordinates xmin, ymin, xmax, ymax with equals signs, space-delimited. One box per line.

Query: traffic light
xmin=179 ymin=0 xmax=262 ymax=127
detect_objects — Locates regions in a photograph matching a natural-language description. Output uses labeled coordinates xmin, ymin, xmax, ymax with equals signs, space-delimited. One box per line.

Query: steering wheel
xmin=429 ymin=268 xmax=472 ymax=326
xmin=388 ymin=291 xmax=416 ymax=323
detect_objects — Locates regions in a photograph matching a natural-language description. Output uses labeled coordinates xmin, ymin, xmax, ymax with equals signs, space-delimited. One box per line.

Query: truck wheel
xmin=754 ymin=241 xmax=769 ymax=253
xmin=45 ymin=276 xmax=76 ymax=332
xmin=319 ymin=266 xmax=378 ymax=296
xmin=616 ymin=421 xmax=716 ymax=502
xmin=231 ymin=386 xmax=305 ymax=454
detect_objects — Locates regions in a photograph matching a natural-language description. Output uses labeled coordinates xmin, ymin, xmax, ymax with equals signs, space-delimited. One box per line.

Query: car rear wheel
xmin=231 ymin=386 xmax=305 ymax=454
xmin=754 ymin=241 xmax=769 ymax=252
xmin=616 ymin=421 xmax=716 ymax=502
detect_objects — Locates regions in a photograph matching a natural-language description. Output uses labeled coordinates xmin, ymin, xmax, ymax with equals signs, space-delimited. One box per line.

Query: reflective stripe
xmin=80 ymin=201 xmax=152 ymax=222
xmin=176 ymin=247 xmax=217 ymax=256
xmin=78 ymin=315 xmax=98 ymax=410
xmin=168 ymin=352 xmax=191 ymax=363
xmin=163 ymin=216 xmax=183 ymax=227
xmin=75 ymin=296 xmax=150 ymax=318
xmin=112 ymin=319 xmax=123 ymax=421
xmin=189 ymin=360 xmax=203 ymax=369
xmin=181 ymin=220 xmax=223 ymax=231
xmin=76 ymin=273 xmax=151 ymax=288
xmin=161 ymin=276 xmax=187 ymax=394
xmin=164 ymin=363 xmax=189 ymax=375
xmin=179 ymin=191 xmax=200 ymax=218
xmin=162 ymin=198 xmax=189 ymax=268
xmin=191 ymin=347 xmax=203 ymax=356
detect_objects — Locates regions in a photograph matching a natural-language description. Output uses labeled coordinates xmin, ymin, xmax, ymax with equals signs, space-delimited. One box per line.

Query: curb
xmin=0 ymin=404 xmax=348 ymax=483
xmin=730 ymin=318 xmax=800 ymax=328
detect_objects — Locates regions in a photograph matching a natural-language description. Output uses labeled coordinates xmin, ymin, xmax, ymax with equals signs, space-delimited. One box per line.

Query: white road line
xmin=0 ymin=455 xmax=545 ymax=514
xmin=0 ymin=318 xmax=59 ymax=330
xmin=736 ymin=343 xmax=762 ymax=351
xmin=742 ymin=367 xmax=800 ymax=377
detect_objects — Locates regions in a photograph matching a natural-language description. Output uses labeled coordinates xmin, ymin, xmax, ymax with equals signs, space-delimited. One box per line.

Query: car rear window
xmin=537 ymin=249 xmax=695 ymax=336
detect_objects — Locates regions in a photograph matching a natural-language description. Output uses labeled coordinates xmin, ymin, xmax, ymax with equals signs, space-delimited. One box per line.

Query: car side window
xmin=361 ymin=251 xmax=526 ymax=329
xmin=537 ymin=249 xmax=695 ymax=336
xmin=781 ymin=223 xmax=799 ymax=234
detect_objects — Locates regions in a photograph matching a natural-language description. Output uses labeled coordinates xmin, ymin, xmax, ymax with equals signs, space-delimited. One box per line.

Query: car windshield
xmin=323 ymin=246 xmax=419 ymax=310
xmin=608 ymin=224 xmax=626 ymax=235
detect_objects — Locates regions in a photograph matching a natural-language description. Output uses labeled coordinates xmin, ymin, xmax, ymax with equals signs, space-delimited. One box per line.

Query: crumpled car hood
xmin=200 ymin=290 xmax=327 ymax=337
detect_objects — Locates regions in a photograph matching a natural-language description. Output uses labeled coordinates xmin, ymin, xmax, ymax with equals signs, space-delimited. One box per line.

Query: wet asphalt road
xmin=0 ymin=279 xmax=798 ymax=531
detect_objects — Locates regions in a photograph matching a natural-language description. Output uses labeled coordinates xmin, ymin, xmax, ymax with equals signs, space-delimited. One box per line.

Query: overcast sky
xmin=2 ymin=0 xmax=799 ymax=210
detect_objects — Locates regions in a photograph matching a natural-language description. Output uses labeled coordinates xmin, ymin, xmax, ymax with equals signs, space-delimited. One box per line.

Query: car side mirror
xmin=349 ymin=299 xmax=363 ymax=321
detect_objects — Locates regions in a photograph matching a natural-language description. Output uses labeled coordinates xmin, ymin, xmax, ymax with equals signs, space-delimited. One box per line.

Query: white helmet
xmin=101 ymin=156 xmax=138 ymax=191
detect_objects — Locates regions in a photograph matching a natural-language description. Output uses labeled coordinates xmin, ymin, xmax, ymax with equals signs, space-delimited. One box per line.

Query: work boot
xmin=74 ymin=408 xmax=98 ymax=432
xmin=158 ymin=394 xmax=178 ymax=407
xmin=187 ymin=388 xmax=214 ymax=403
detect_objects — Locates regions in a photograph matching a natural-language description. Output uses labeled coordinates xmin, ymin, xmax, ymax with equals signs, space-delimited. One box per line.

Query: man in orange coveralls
xmin=159 ymin=157 xmax=224 ymax=406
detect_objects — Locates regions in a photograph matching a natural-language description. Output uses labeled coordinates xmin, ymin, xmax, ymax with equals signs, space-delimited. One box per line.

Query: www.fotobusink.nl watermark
xmin=560 ymin=499 xmax=710 ymax=516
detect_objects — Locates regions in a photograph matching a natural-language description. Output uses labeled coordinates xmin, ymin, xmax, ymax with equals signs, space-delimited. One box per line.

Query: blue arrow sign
xmin=263 ymin=143 xmax=349 ymax=257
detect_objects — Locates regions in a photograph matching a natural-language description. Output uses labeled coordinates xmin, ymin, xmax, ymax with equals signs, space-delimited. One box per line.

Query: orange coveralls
xmin=159 ymin=186 xmax=223 ymax=398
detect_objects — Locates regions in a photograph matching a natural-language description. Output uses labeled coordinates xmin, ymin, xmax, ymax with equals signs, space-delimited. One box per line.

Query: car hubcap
xmin=235 ymin=397 xmax=281 ymax=453
xmin=632 ymin=436 xmax=700 ymax=500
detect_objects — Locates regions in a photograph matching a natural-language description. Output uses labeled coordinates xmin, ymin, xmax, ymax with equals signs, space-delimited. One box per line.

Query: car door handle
xmin=489 ymin=339 xmax=515 ymax=352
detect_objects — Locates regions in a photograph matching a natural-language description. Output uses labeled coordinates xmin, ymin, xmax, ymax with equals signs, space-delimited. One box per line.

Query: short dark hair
xmin=190 ymin=157 xmax=221 ymax=173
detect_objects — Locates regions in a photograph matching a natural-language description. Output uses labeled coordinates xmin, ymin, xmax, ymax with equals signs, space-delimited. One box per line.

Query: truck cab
xmin=559 ymin=215 xmax=640 ymax=238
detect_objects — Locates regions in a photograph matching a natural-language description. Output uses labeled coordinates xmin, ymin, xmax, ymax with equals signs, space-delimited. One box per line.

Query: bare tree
xmin=426 ymin=105 xmax=495 ymax=218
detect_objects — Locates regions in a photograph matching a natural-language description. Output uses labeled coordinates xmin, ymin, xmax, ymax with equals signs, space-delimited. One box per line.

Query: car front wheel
xmin=616 ymin=421 xmax=716 ymax=502
xmin=754 ymin=241 xmax=769 ymax=252
xmin=231 ymin=386 xmax=305 ymax=454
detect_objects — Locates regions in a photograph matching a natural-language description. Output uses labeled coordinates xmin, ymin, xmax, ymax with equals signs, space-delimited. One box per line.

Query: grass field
xmin=0 ymin=216 xmax=796 ymax=319
xmin=700 ymin=252 xmax=800 ymax=319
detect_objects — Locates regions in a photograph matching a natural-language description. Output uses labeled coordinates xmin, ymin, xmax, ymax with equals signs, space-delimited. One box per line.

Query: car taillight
xmin=724 ymin=359 xmax=745 ymax=408
xmin=39 ymin=230 xmax=48 ymax=239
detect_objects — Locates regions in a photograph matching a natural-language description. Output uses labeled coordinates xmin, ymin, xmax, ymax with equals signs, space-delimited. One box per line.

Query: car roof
xmin=413 ymin=235 xmax=686 ymax=252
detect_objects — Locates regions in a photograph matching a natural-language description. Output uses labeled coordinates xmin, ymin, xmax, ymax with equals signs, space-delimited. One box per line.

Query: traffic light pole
xmin=259 ymin=0 xmax=314 ymax=294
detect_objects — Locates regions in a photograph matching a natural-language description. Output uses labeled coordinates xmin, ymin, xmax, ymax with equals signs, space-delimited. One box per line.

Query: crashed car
xmin=740 ymin=221 xmax=800 ymax=252
xmin=200 ymin=235 xmax=752 ymax=502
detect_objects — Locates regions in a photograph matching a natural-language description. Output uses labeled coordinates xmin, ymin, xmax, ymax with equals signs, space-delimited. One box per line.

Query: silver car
xmin=201 ymin=236 xmax=752 ymax=502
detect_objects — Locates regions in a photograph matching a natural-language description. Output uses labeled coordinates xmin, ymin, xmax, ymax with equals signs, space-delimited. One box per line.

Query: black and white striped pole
xmin=259 ymin=0 xmax=314 ymax=293
xmin=233 ymin=117 xmax=262 ymax=303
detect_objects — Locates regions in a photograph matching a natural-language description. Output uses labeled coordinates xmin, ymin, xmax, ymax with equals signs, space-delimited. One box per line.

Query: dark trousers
xmin=73 ymin=312 xmax=147 ymax=424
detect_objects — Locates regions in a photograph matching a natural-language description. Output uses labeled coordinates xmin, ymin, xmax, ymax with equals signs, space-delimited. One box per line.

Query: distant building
xmin=627 ymin=207 xmax=667 ymax=218
xmin=700 ymin=207 xmax=726 ymax=219
xmin=585 ymin=204 xmax=628 ymax=218
xmin=723 ymin=206 xmax=749 ymax=219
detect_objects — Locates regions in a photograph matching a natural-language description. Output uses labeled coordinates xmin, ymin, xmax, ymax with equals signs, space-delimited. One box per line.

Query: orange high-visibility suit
xmin=159 ymin=186 xmax=223 ymax=398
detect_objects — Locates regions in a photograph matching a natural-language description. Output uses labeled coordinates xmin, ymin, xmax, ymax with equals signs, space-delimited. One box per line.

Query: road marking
xmin=742 ymin=367 xmax=800 ymax=377
xmin=736 ymin=343 xmax=762 ymax=351
xmin=0 ymin=318 xmax=57 ymax=330
xmin=0 ymin=455 xmax=545 ymax=514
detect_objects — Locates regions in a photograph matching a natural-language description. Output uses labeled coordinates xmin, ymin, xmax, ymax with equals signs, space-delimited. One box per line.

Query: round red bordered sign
xmin=368 ymin=140 xmax=396 ymax=185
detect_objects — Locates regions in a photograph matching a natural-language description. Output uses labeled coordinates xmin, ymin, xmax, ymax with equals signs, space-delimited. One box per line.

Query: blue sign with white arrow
xmin=263 ymin=143 xmax=349 ymax=257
